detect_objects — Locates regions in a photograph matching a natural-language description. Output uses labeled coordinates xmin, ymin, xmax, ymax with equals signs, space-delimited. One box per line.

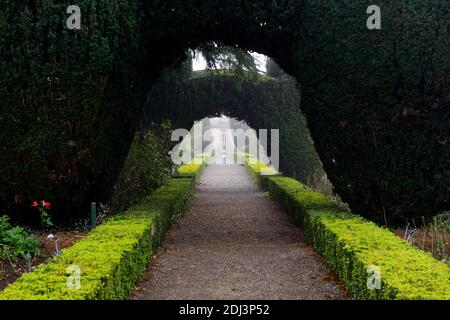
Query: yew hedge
xmin=1 ymin=0 xmax=449 ymax=227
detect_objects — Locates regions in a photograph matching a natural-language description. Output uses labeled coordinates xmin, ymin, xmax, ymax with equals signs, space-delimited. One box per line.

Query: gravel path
xmin=131 ymin=165 xmax=349 ymax=300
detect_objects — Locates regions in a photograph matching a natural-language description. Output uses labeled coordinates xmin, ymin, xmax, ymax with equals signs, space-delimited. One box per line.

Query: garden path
xmin=131 ymin=165 xmax=349 ymax=300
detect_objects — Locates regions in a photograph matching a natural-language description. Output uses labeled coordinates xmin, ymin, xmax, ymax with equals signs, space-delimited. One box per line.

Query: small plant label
xmin=367 ymin=265 xmax=381 ymax=290
xmin=67 ymin=5 xmax=81 ymax=30
xmin=367 ymin=5 xmax=381 ymax=30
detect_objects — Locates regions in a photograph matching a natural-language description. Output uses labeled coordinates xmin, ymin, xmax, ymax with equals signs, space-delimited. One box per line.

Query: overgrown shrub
xmin=436 ymin=212 xmax=450 ymax=233
xmin=0 ymin=216 xmax=39 ymax=260
xmin=422 ymin=213 xmax=449 ymax=263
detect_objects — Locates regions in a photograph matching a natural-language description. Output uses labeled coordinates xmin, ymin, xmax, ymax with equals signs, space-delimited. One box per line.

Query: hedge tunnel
xmin=143 ymin=70 xmax=322 ymax=183
xmin=0 ymin=1 xmax=449 ymax=226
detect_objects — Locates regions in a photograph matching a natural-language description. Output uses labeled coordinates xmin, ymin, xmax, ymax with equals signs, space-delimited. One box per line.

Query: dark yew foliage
xmin=0 ymin=1 xmax=145 ymax=223
xmin=0 ymin=0 xmax=449 ymax=226
xmin=293 ymin=1 xmax=450 ymax=225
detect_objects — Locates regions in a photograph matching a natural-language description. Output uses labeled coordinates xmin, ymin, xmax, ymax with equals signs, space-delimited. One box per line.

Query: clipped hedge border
xmin=244 ymin=160 xmax=450 ymax=300
xmin=0 ymin=163 xmax=204 ymax=300
xmin=174 ymin=157 xmax=207 ymax=183
xmin=244 ymin=157 xmax=279 ymax=190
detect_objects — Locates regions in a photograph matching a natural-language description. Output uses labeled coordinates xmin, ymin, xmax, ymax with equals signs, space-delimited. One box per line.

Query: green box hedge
xmin=243 ymin=156 xmax=279 ymax=190
xmin=0 ymin=162 xmax=204 ymax=300
xmin=245 ymin=160 xmax=450 ymax=300
xmin=174 ymin=157 xmax=207 ymax=183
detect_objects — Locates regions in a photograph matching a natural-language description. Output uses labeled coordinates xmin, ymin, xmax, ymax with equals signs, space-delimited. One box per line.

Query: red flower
xmin=31 ymin=201 xmax=39 ymax=207
xmin=42 ymin=201 xmax=51 ymax=209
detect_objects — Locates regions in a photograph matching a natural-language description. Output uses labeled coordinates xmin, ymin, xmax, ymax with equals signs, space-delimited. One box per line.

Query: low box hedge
xmin=174 ymin=157 xmax=207 ymax=183
xmin=245 ymin=160 xmax=450 ymax=300
xmin=265 ymin=176 xmax=338 ymax=226
xmin=243 ymin=156 xmax=279 ymax=190
xmin=0 ymin=163 xmax=204 ymax=300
